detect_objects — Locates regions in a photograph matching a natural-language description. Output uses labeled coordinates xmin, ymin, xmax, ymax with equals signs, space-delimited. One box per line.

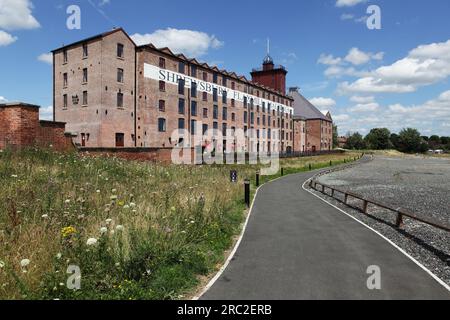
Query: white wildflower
xmin=106 ymin=219 xmax=113 ymax=225
xmin=20 ymin=259 xmax=30 ymax=268
xmin=115 ymin=225 xmax=124 ymax=232
xmin=56 ymin=253 xmax=62 ymax=260
xmin=41 ymin=214 xmax=49 ymax=219
xmin=86 ymin=238 xmax=98 ymax=246
xmin=100 ymin=227 xmax=108 ymax=235
xmin=111 ymin=189 xmax=117 ymax=193
xmin=110 ymin=195 xmax=118 ymax=201
xmin=65 ymin=199 xmax=71 ymax=204
xmin=11 ymin=174 xmax=18 ymax=178
xmin=0 ymin=260 xmax=5 ymax=268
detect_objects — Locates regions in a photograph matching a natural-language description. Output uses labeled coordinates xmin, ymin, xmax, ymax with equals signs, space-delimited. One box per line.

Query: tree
xmin=390 ymin=133 xmax=401 ymax=150
xmin=345 ymin=132 xmax=367 ymax=150
xmin=332 ymin=125 xmax=339 ymax=148
xmin=397 ymin=128 xmax=423 ymax=153
xmin=364 ymin=128 xmax=392 ymax=150
xmin=429 ymin=135 xmax=441 ymax=149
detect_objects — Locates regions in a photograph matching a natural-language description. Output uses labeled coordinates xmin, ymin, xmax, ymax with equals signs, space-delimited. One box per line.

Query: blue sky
xmin=1 ymin=0 xmax=450 ymax=136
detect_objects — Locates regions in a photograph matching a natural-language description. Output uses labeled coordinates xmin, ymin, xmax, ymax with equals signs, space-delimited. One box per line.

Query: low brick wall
xmin=0 ymin=103 xmax=74 ymax=151
xmin=78 ymin=147 xmax=185 ymax=164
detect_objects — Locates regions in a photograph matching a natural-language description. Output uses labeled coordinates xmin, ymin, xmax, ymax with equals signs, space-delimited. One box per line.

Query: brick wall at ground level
xmin=0 ymin=103 xmax=74 ymax=151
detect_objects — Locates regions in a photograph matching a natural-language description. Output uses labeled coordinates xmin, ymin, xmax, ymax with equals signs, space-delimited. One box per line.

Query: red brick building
xmin=289 ymin=88 xmax=334 ymax=152
xmin=53 ymin=28 xmax=296 ymax=153
xmin=0 ymin=102 xmax=73 ymax=151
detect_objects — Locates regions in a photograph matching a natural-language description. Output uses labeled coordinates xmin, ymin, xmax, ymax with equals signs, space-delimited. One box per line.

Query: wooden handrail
xmin=310 ymin=180 xmax=450 ymax=233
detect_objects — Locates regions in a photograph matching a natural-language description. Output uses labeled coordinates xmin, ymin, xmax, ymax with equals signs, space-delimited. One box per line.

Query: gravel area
xmin=308 ymin=155 xmax=450 ymax=286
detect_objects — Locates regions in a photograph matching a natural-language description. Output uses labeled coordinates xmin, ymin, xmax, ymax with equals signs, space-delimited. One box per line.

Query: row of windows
xmin=159 ymin=79 xmax=293 ymax=119
xmin=157 ymin=56 xmax=292 ymax=106
xmin=63 ymin=68 xmax=124 ymax=87
xmin=62 ymin=43 xmax=124 ymax=64
xmin=157 ymin=117 xmax=292 ymax=140
xmin=63 ymin=91 xmax=124 ymax=108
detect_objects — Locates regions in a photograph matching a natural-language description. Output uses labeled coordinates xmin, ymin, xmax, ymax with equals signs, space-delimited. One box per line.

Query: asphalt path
xmin=201 ymin=169 xmax=450 ymax=300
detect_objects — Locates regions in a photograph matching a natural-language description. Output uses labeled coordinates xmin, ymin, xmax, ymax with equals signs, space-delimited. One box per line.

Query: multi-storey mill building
xmin=53 ymin=28 xmax=296 ymax=153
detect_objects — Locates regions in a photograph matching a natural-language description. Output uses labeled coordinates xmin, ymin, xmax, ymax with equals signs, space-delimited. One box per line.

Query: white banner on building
xmin=144 ymin=63 xmax=293 ymax=115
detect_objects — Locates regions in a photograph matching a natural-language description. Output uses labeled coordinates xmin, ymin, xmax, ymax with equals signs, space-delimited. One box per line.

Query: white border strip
xmin=193 ymin=175 xmax=286 ymax=300
xmin=302 ymin=178 xmax=450 ymax=292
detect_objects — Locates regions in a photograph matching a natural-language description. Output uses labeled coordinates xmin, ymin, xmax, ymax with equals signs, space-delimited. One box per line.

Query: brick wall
xmin=0 ymin=103 xmax=74 ymax=151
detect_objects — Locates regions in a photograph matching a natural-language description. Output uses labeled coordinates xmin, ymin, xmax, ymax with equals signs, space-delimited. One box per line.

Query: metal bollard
xmin=309 ymin=163 xmax=312 ymax=171
xmin=281 ymin=168 xmax=284 ymax=176
xmin=256 ymin=171 xmax=260 ymax=187
xmin=244 ymin=180 xmax=250 ymax=208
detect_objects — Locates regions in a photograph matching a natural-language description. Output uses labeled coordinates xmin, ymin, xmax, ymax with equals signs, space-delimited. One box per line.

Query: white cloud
xmin=131 ymin=28 xmax=224 ymax=57
xmin=336 ymin=0 xmax=365 ymax=7
xmin=309 ymin=97 xmax=337 ymax=108
xmin=39 ymin=105 xmax=53 ymax=121
xmin=345 ymin=47 xmax=384 ymax=65
xmin=318 ymin=54 xmax=341 ymax=66
xmin=0 ymin=96 xmax=8 ymax=103
xmin=0 ymin=0 xmax=40 ymax=31
xmin=333 ymin=114 xmax=350 ymax=122
xmin=37 ymin=53 xmax=52 ymax=64
xmin=339 ymin=90 xmax=450 ymax=136
xmin=350 ymin=95 xmax=375 ymax=104
xmin=348 ymin=102 xmax=380 ymax=112
xmin=339 ymin=39 xmax=450 ymax=94
xmin=0 ymin=30 xmax=17 ymax=46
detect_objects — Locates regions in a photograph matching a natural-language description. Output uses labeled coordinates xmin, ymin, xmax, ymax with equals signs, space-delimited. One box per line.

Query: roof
xmin=289 ymin=88 xmax=332 ymax=121
xmin=138 ymin=44 xmax=293 ymax=100
xmin=52 ymin=28 xmax=136 ymax=53
xmin=0 ymin=102 xmax=40 ymax=109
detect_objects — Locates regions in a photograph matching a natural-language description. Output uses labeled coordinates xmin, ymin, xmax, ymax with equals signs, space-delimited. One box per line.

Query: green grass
xmin=0 ymin=148 xmax=361 ymax=300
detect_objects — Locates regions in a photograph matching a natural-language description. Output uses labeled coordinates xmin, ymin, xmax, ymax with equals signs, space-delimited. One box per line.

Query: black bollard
xmin=244 ymin=180 xmax=250 ymax=208
xmin=256 ymin=171 xmax=260 ymax=187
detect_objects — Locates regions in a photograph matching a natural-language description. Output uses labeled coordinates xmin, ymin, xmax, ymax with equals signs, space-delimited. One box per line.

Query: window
xmin=159 ymin=57 xmax=166 ymax=68
xmin=231 ymin=82 xmax=235 ymax=90
xmin=115 ymin=133 xmax=124 ymax=147
xmin=244 ymin=111 xmax=248 ymax=123
xmin=117 ymin=92 xmax=124 ymax=108
xmin=202 ymin=91 xmax=207 ymax=101
xmin=263 ymin=115 xmax=266 ymax=126
xmin=191 ymin=101 xmax=197 ymax=116
xmin=178 ymin=79 xmax=185 ymax=95
xmin=213 ymin=105 xmax=219 ymax=119
xmin=191 ymin=65 xmax=197 ymax=77
xmin=191 ymin=82 xmax=197 ymax=98
xmin=222 ymin=123 xmax=227 ymax=136
xmin=231 ymin=99 xmax=235 ymax=107
xmin=117 ymin=43 xmax=124 ymax=58
xmin=223 ymin=76 xmax=227 ymax=87
xmin=202 ymin=72 xmax=207 ymax=81
xmin=213 ymin=88 xmax=218 ymax=102
xmin=159 ymin=81 xmax=166 ymax=92
xmin=222 ymin=90 xmax=227 ymax=104
xmin=202 ymin=124 xmax=208 ymax=134
xmin=179 ymin=61 xmax=185 ymax=74
xmin=82 ymin=91 xmax=88 ymax=106
xmin=250 ymin=112 xmax=254 ymax=124
xmin=63 ymin=73 xmax=68 ymax=87
xmin=178 ymin=98 xmax=185 ymax=114
xmin=63 ymin=50 xmax=68 ymax=63
xmin=178 ymin=118 xmax=185 ymax=129
xmin=231 ymin=113 xmax=236 ymax=122
xmin=268 ymin=116 xmax=271 ymax=126
xmin=213 ymin=122 xmax=218 ymax=130
xmin=243 ymin=97 xmax=247 ymax=107
xmin=203 ymin=108 xmax=208 ymax=118
xmin=82 ymin=43 xmax=88 ymax=58
xmin=63 ymin=94 xmax=68 ymax=109
xmin=222 ymin=107 xmax=228 ymax=121
xmin=159 ymin=100 xmax=165 ymax=112
xmin=117 ymin=68 xmax=124 ymax=83
xmin=158 ymin=118 xmax=166 ymax=132
xmin=190 ymin=120 xmax=197 ymax=135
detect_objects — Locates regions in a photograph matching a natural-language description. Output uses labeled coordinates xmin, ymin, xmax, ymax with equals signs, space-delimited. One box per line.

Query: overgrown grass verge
xmin=0 ymin=148 xmax=360 ymax=300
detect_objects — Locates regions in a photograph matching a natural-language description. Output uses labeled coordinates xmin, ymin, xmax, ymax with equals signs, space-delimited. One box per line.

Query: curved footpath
xmin=201 ymin=169 xmax=450 ymax=300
